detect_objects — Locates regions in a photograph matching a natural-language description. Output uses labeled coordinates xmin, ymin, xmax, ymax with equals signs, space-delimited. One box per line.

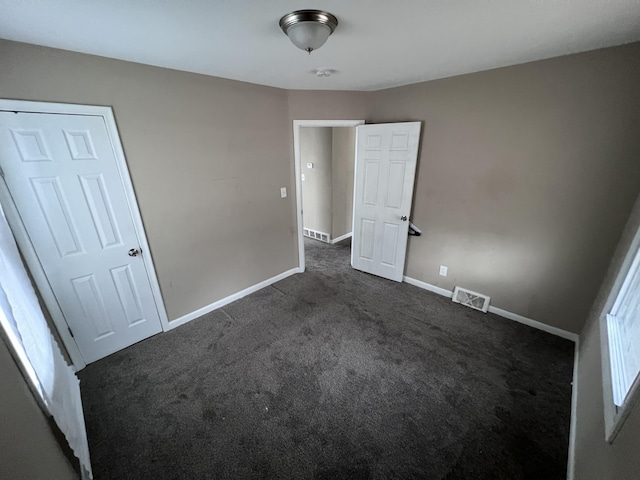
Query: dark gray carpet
xmin=79 ymin=238 xmax=574 ymax=480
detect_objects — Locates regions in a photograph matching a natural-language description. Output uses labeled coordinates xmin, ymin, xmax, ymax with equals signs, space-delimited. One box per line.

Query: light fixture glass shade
xmin=286 ymin=21 xmax=332 ymax=52
xmin=279 ymin=10 xmax=338 ymax=54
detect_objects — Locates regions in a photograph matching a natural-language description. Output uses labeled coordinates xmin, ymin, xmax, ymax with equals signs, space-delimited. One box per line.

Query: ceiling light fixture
xmin=279 ymin=10 xmax=338 ymax=54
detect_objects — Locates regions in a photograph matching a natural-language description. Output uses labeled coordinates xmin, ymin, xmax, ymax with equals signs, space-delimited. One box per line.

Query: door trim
xmin=0 ymin=99 xmax=170 ymax=370
xmin=293 ymin=120 xmax=364 ymax=272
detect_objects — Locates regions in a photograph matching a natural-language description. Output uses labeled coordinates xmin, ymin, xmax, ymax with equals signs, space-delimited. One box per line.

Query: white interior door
xmin=351 ymin=122 xmax=421 ymax=282
xmin=0 ymin=112 xmax=162 ymax=363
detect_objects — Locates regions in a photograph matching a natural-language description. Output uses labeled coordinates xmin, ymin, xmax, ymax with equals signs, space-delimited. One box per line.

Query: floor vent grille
xmin=452 ymin=286 xmax=490 ymax=313
xmin=303 ymin=228 xmax=331 ymax=243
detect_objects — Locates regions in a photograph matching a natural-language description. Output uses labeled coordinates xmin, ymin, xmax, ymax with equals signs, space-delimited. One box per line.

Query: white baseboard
xmin=402 ymin=276 xmax=579 ymax=342
xmin=567 ymin=340 xmax=580 ymax=480
xmin=167 ymin=267 xmax=300 ymax=330
xmin=403 ymin=275 xmax=453 ymax=298
xmin=331 ymin=232 xmax=352 ymax=244
xmin=486 ymin=305 xmax=579 ymax=342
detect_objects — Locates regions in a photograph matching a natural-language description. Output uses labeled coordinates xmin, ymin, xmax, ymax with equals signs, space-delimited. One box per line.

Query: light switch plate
xmin=439 ymin=265 xmax=448 ymax=277
xmin=306 ymin=162 xmax=314 ymax=169
xmin=280 ymin=187 xmax=287 ymax=198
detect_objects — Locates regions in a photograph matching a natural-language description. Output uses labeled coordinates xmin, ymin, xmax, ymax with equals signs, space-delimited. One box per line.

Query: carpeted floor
xmin=79 ymin=238 xmax=574 ymax=480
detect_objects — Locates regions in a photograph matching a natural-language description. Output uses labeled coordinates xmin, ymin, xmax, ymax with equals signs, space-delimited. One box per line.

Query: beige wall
xmin=287 ymin=90 xmax=370 ymax=122
xmin=573 ymin=193 xmax=640 ymax=480
xmin=331 ymin=127 xmax=356 ymax=239
xmin=2 ymin=33 xmax=640 ymax=480
xmin=0 ymin=39 xmax=637 ymax=334
xmin=0 ymin=339 xmax=77 ymax=480
xmin=0 ymin=40 xmax=296 ymax=321
xmin=301 ymin=127 xmax=333 ymax=235
xmin=367 ymin=43 xmax=640 ymax=333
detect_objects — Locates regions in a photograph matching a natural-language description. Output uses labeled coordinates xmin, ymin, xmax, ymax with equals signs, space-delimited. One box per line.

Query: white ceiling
xmin=1 ymin=0 xmax=639 ymax=91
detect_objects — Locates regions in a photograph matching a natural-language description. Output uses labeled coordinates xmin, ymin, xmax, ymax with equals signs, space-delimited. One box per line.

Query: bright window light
xmin=606 ymin=245 xmax=640 ymax=407
xmin=0 ymin=305 xmax=46 ymax=402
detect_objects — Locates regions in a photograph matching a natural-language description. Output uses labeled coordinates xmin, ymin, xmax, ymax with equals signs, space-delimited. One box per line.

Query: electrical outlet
xmin=280 ymin=187 xmax=287 ymax=198
xmin=439 ymin=265 xmax=448 ymax=277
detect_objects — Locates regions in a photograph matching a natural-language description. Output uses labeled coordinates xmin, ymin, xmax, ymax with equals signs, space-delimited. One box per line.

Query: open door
xmin=351 ymin=122 xmax=421 ymax=282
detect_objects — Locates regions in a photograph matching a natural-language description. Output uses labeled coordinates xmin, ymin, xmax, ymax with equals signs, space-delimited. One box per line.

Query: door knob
xmin=128 ymin=248 xmax=140 ymax=257
xmin=401 ymin=216 xmax=408 ymax=221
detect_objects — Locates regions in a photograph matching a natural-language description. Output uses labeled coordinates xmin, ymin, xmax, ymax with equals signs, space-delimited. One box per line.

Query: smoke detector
xmin=314 ymin=68 xmax=334 ymax=78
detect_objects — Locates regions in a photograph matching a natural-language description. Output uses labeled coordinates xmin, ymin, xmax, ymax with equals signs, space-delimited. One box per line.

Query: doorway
xmin=294 ymin=120 xmax=422 ymax=282
xmin=293 ymin=120 xmax=364 ymax=272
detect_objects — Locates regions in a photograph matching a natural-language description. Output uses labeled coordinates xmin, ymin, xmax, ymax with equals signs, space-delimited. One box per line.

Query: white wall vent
xmin=452 ymin=286 xmax=490 ymax=313
xmin=303 ymin=228 xmax=331 ymax=243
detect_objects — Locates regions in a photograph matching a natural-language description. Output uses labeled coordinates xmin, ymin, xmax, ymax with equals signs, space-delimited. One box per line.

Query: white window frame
xmin=599 ymin=219 xmax=640 ymax=442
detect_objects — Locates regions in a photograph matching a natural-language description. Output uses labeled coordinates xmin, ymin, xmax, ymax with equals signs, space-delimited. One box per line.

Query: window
xmin=606 ymin=247 xmax=640 ymax=406
xmin=0 ymin=204 xmax=54 ymax=399
xmin=0 ymin=202 xmax=93 ymax=476
xmin=602 ymin=219 xmax=640 ymax=442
